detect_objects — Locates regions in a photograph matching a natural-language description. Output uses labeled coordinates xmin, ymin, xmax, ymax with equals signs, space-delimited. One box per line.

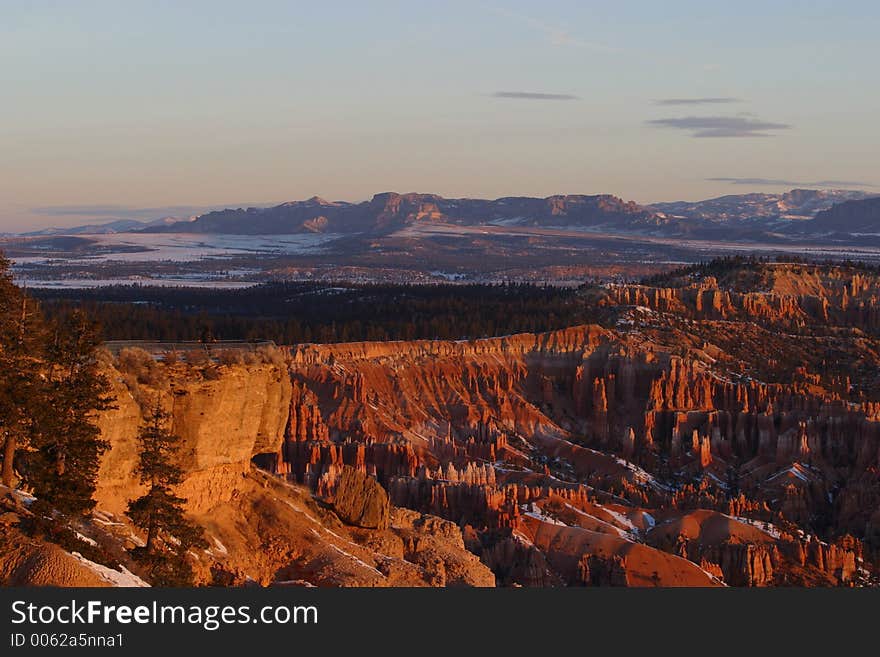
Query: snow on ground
xmin=68 ymin=552 xmax=150 ymax=587
xmin=91 ymin=510 xmax=125 ymax=527
xmin=11 ymin=232 xmax=346 ymax=287
xmin=563 ymin=503 xmax=632 ymax=540
xmin=767 ymin=464 xmax=811 ymax=483
xmin=327 ymin=544 xmax=383 ymax=577
xmin=522 ymin=503 xmax=567 ymax=526
xmin=705 ymin=472 xmax=729 ymax=489
xmin=270 ymin=488 xmax=384 ymax=568
xmin=725 ymin=515 xmax=784 ymax=539
xmin=275 ymin=579 xmax=316 ymax=587
xmin=272 ymin=494 xmax=322 ymax=526
xmin=429 ymin=270 xmax=468 ymax=281
xmin=21 ymin=277 xmax=257 ymax=289
xmin=601 ymin=507 xmax=640 ymax=540
xmin=13 ymin=232 xmax=344 ymax=265
xmin=5 ymin=488 xmax=36 ymax=506
xmin=205 ymin=536 xmax=228 ymax=558
xmin=511 ymin=530 xmax=535 ymax=547
xmin=612 ymin=456 xmax=672 ymax=491
xmin=692 ymin=561 xmax=728 ymax=587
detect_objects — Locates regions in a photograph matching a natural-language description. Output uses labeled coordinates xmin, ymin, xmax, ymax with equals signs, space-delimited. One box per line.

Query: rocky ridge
xmin=260 ymin=262 xmax=880 ymax=585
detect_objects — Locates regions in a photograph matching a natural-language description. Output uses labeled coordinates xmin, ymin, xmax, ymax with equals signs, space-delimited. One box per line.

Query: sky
xmin=1 ymin=0 xmax=878 ymax=230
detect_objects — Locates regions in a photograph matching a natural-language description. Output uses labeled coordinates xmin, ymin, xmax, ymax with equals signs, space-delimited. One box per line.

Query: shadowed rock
xmin=333 ymin=466 xmax=390 ymax=530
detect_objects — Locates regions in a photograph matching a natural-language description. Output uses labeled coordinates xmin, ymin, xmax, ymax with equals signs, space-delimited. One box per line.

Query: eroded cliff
xmin=95 ymin=360 xmax=292 ymax=514
xmin=259 ymin=264 xmax=880 ymax=585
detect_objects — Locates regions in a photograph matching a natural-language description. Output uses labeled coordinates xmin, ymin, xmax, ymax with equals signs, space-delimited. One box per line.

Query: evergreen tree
xmin=0 ymin=255 xmax=46 ymax=488
xmin=127 ymin=401 xmax=206 ymax=585
xmin=24 ymin=310 xmax=113 ymax=515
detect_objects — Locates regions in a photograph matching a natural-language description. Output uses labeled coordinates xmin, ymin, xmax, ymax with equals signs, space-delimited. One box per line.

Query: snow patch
xmin=68 ymin=552 xmax=150 ymax=587
xmin=602 ymin=507 xmax=640 ymax=540
xmin=725 ymin=515 xmax=783 ymax=539
xmin=767 ymin=464 xmax=811 ymax=483
xmin=327 ymin=544 xmax=383 ymax=577
xmin=92 ymin=510 xmax=125 ymax=527
xmin=10 ymin=489 xmax=36 ymax=506
xmin=563 ymin=503 xmax=632 ymax=540
xmin=522 ymin=503 xmax=567 ymax=526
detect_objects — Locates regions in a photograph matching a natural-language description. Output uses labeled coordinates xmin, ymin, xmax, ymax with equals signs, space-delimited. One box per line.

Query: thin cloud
xmin=654 ymin=97 xmax=741 ymax=106
xmin=31 ymin=202 xmax=275 ymax=220
xmin=31 ymin=204 xmax=211 ymax=219
xmin=492 ymin=91 xmax=579 ymax=101
xmin=647 ymin=115 xmax=791 ymax=138
xmin=708 ymin=177 xmax=876 ymax=188
xmin=486 ymin=5 xmax=617 ymax=52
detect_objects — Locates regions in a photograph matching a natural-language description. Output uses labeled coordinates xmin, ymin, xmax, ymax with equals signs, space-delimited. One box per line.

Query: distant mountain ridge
xmin=22 ymin=215 xmax=195 ymax=237
xmin=15 ymin=189 xmax=879 ymax=239
xmin=146 ymin=189 xmax=878 ymax=237
xmin=792 ymin=196 xmax=880 ymax=235
xmin=649 ymin=189 xmax=873 ymax=223
xmin=143 ymin=192 xmax=660 ymax=236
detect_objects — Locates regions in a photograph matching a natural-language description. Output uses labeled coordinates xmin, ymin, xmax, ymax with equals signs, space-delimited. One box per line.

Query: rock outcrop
xmin=192 ymin=471 xmax=494 ymax=587
xmin=331 ymin=466 xmax=390 ymax=530
xmin=95 ymin=361 xmax=292 ymax=514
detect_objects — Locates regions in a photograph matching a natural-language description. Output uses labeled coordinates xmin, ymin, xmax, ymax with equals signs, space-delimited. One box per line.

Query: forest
xmin=0 ymin=256 xmax=203 ymax=585
xmin=34 ymin=282 xmax=596 ymax=344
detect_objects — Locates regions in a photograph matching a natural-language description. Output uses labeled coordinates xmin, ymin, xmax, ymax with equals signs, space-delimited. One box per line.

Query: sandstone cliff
xmin=73 ymin=358 xmax=492 ymax=588
xmin=95 ymin=360 xmax=292 ymax=514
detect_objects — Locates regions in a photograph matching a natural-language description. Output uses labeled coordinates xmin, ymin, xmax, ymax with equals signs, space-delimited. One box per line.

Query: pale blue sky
xmin=1 ymin=1 xmax=878 ymax=229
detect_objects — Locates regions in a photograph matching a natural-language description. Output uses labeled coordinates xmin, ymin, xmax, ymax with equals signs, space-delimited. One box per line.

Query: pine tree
xmin=24 ymin=310 xmax=113 ymax=515
xmin=127 ymin=401 xmax=206 ymax=585
xmin=0 ymin=255 xmax=47 ymax=489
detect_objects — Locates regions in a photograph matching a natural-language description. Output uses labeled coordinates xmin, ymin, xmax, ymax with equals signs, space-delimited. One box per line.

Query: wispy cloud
xmin=647 ymin=115 xmax=791 ymax=138
xmin=492 ymin=91 xmax=579 ymax=101
xmin=31 ymin=204 xmax=210 ymax=219
xmin=29 ymin=201 xmax=275 ymax=222
xmin=654 ymin=97 xmax=741 ymax=106
xmin=708 ymin=177 xmax=876 ymax=188
xmin=487 ymin=5 xmax=617 ymax=52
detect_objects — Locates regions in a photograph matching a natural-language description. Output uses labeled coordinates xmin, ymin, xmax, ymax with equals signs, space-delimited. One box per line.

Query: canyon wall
xmin=600 ymin=267 xmax=880 ymax=333
xmin=94 ymin=361 xmax=292 ymax=514
xmin=79 ymin=358 xmax=495 ymax=588
xmin=267 ymin=296 xmax=876 ymax=585
xmin=76 ymin=263 xmax=880 ymax=586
